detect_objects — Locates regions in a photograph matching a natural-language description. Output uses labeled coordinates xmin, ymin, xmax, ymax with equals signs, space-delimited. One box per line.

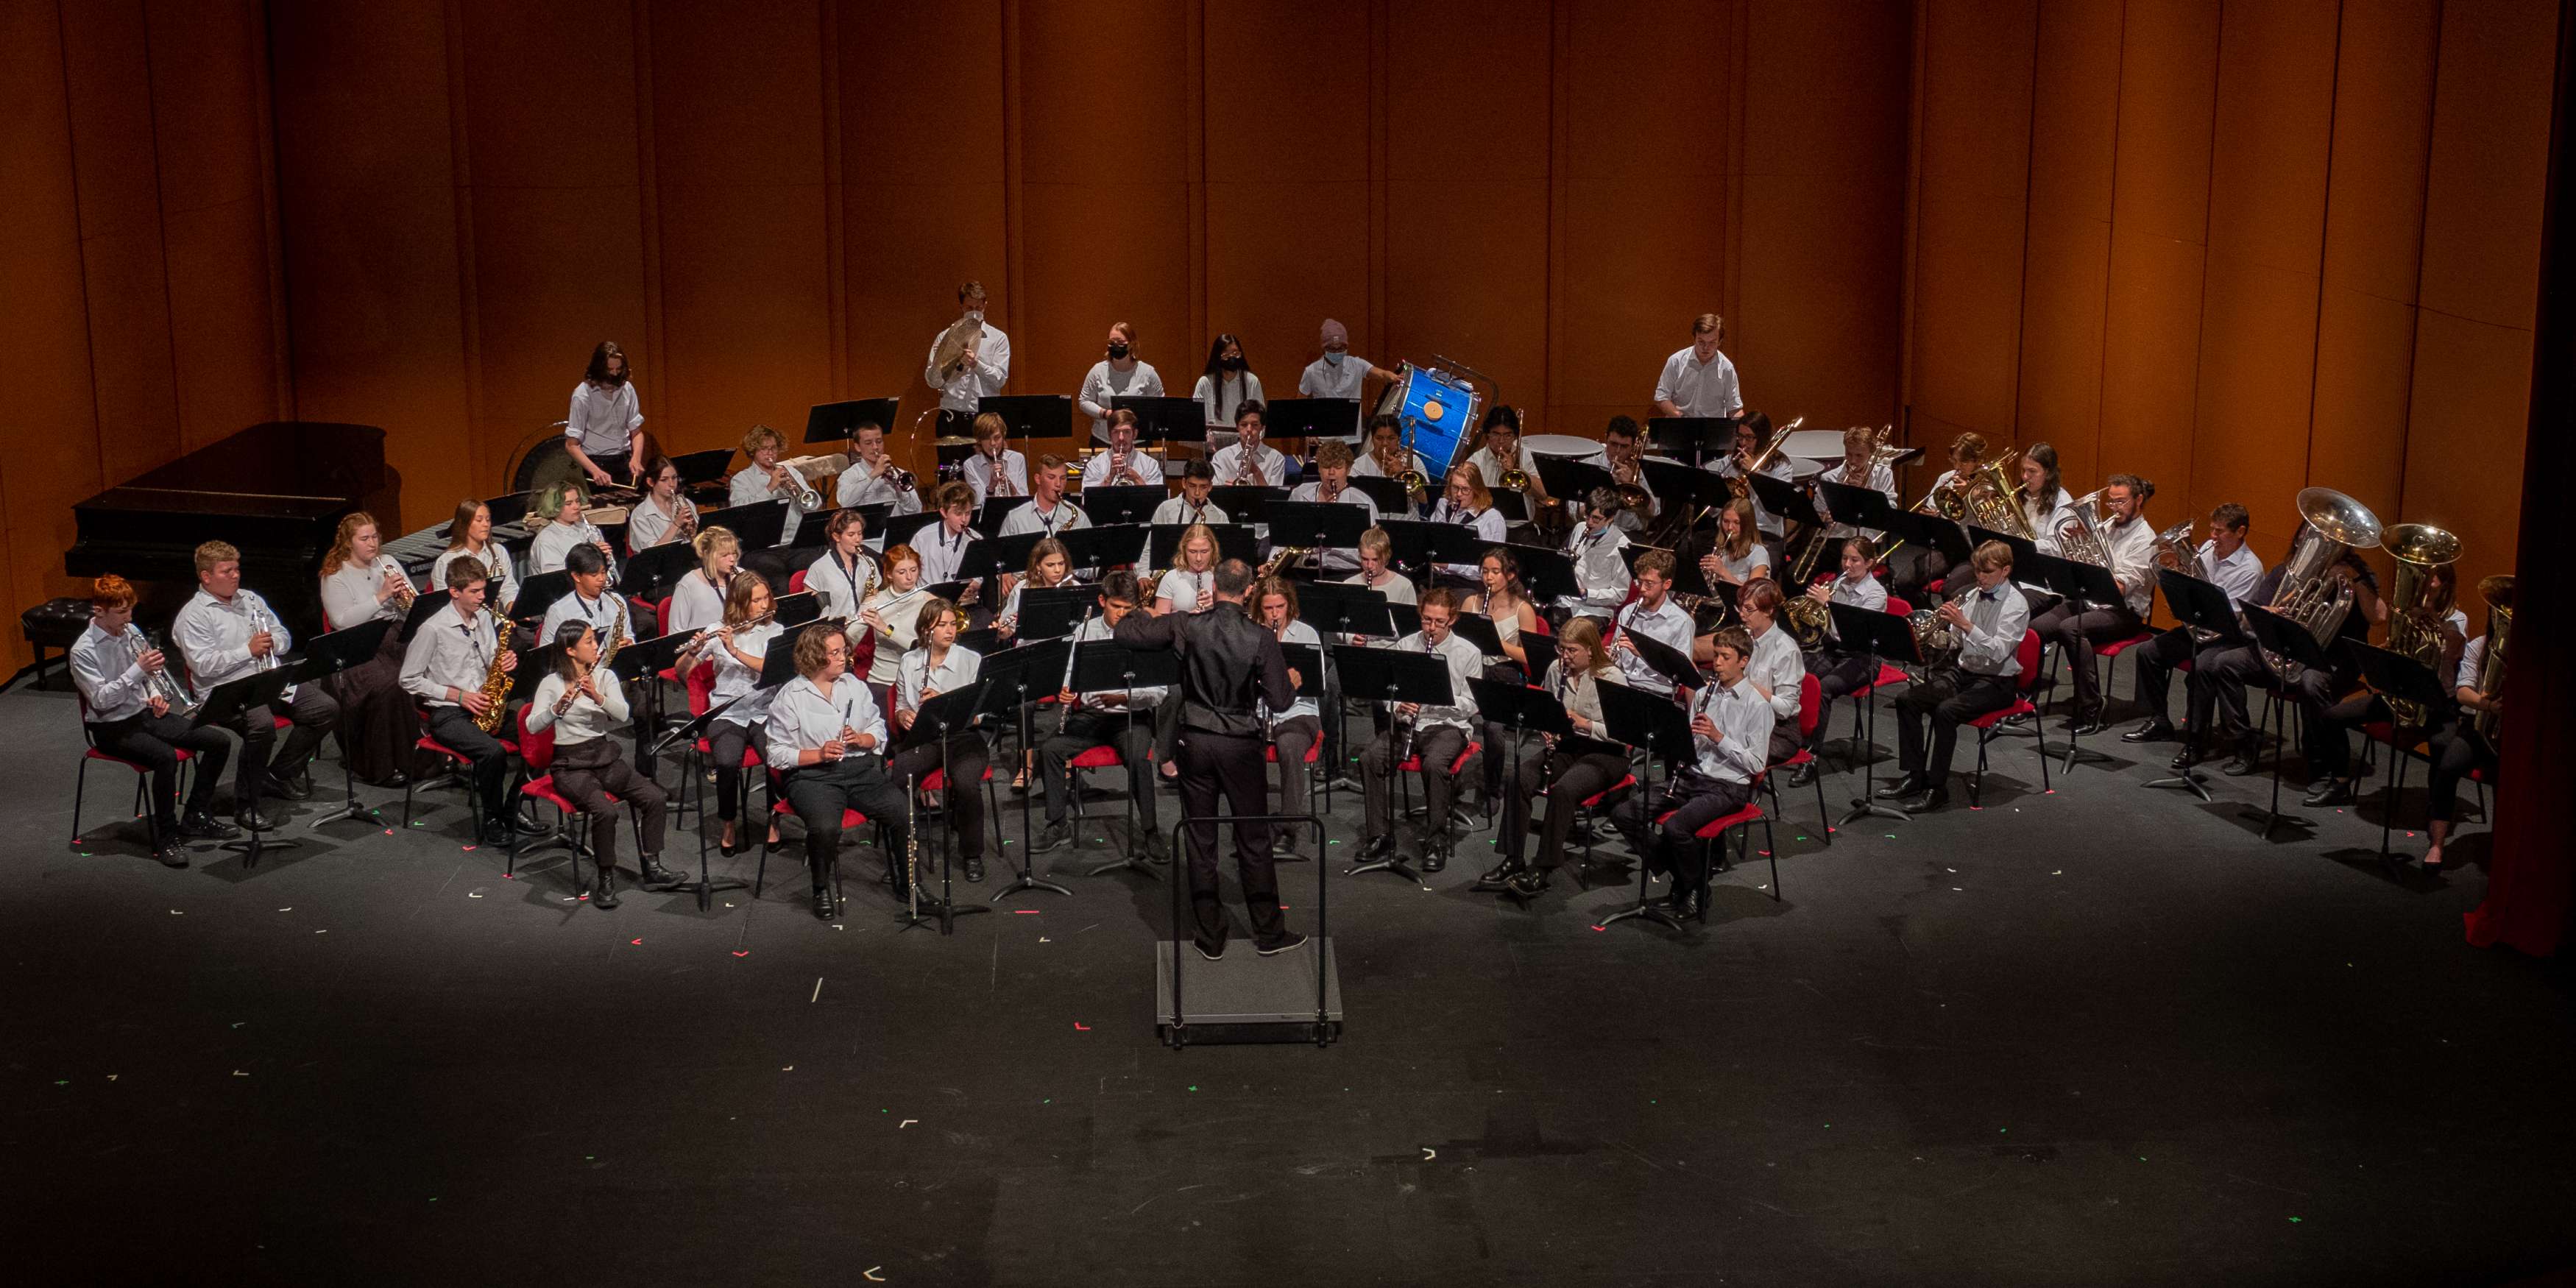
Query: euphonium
xmin=2264 ymin=486 xmax=2383 ymax=678
xmin=2150 ymin=519 xmax=2201 ymax=576
xmin=473 ymin=606 xmax=517 ymax=735
xmin=1959 ymin=448 xmax=2032 ymax=539
xmin=2053 ymin=488 xmax=2114 ymax=568
xmin=2379 ymin=522 xmax=2461 ymax=727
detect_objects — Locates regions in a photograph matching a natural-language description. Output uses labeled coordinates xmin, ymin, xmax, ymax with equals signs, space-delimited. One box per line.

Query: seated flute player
xmin=524 ymin=620 xmax=678 ymax=907
xmin=1034 ymin=570 xmax=1167 ymax=863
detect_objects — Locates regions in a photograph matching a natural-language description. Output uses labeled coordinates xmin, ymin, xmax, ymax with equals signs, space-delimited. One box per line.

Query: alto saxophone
xmin=598 ymin=607 xmax=627 ymax=672
xmin=473 ymin=606 xmax=517 ymax=734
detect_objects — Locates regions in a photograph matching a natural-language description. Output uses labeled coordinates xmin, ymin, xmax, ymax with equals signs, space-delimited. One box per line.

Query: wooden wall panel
xmin=1905 ymin=0 xmax=2037 ymax=449
xmin=2013 ymin=1 xmax=2123 ymax=483
xmin=56 ymin=0 xmax=180 ymax=485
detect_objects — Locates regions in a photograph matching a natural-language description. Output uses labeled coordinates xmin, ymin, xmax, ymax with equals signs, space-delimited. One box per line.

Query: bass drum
xmin=506 ymin=422 xmax=661 ymax=498
xmin=1371 ymin=364 xmax=1481 ymax=480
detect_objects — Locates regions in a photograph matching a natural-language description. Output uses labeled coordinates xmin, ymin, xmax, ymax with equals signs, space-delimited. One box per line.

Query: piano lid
xmin=116 ymin=421 xmax=386 ymax=501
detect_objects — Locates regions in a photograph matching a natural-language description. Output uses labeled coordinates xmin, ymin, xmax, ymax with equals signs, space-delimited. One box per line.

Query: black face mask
xmin=1107 ymin=343 xmax=1130 ymax=359
xmin=1221 ymin=356 xmax=1246 ymax=372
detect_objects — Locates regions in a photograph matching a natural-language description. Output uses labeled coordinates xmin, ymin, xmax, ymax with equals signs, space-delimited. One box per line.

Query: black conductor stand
xmin=294 ymin=618 xmax=396 ymax=830
xmin=892 ymin=685 xmax=997 ymax=933
xmin=1829 ymin=601 xmax=1922 ymax=829
xmin=647 ymin=691 xmax=750 ymax=911
xmin=2240 ymin=604 xmax=2333 ymax=841
xmin=1066 ymin=637 xmax=1182 ymax=878
xmin=1326 ymin=643 xmax=1455 ymax=883
xmin=2145 ymin=568 xmax=2245 ymax=803
xmin=1593 ymin=678 xmax=1694 ymax=933
xmin=974 ymin=636 xmax=1074 ymax=894
xmin=194 ymin=667 xmax=297 ymax=867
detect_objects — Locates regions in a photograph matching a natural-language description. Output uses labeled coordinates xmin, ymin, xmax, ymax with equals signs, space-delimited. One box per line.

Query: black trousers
xmin=222 ymin=683 xmax=340 ymax=799
xmin=2131 ymin=627 xmax=2223 ymax=732
xmin=1894 ymin=669 xmax=2015 ymax=785
xmin=2201 ymin=645 xmax=2346 ymax=765
xmin=1360 ymin=723 xmax=1473 ymax=841
xmin=1175 ymin=727 xmax=1288 ymax=952
xmin=1039 ymin=706 xmax=1159 ymax=829
xmin=550 ymin=738 xmax=668 ymax=874
xmin=1503 ymin=749 xmax=1629 ymax=868
xmin=2031 ymin=601 xmax=2145 ymax=715
xmin=888 ymin=732 xmax=990 ymax=863
xmin=709 ymin=719 xmax=765 ymax=822
xmin=1609 ymin=770 xmax=1756 ymax=895
xmin=323 ymin=624 xmax=419 ymax=784
xmin=1476 ymin=660 xmax=1526 ymax=802
xmin=783 ymin=752 xmax=907 ymax=890
xmin=90 ymin=711 xmax=231 ymax=824
xmin=1800 ymin=649 xmax=1877 ymax=752
xmin=425 ymin=704 xmax=512 ymax=820
xmin=2427 ymin=721 xmax=2496 ymax=824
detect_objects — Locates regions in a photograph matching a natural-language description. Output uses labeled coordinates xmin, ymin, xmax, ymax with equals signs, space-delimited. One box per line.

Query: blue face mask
xmin=1323 ymin=350 xmax=1345 ymax=367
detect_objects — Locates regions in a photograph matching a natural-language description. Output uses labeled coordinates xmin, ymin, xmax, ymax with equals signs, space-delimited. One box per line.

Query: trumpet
xmin=1231 ymin=450 xmax=1264 ymax=486
xmin=125 ymin=624 xmax=201 ymax=715
xmin=385 ymin=565 xmax=419 ymax=613
xmin=767 ymin=461 xmax=822 ymax=511
xmin=983 ymin=450 xmax=1016 ymax=497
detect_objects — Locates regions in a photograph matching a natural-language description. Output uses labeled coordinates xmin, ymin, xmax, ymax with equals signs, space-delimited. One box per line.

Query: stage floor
xmin=7 ymin=679 xmax=2572 ymax=1286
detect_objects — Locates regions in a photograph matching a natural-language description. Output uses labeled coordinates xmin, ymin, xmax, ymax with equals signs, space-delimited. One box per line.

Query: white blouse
xmin=431 ymin=543 xmax=521 ymax=606
xmin=626 ymin=494 xmax=698 ymax=553
xmin=897 ymin=645 xmax=981 ymax=718
xmin=320 ymin=556 xmax=408 ymax=631
xmin=709 ymin=621 xmax=782 ymax=727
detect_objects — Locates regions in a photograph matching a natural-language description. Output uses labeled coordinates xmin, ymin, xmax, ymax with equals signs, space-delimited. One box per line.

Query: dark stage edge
xmin=6 ymin=683 xmax=2573 ymax=1287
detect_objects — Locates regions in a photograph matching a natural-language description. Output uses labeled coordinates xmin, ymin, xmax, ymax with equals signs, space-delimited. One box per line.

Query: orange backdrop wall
xmin=1905 ymin=0 xmax=2553 ymax=602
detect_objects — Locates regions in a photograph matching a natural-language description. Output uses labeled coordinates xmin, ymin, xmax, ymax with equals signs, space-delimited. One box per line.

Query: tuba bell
xmin=2053 ymin=487 xmax=2114 ymax=568
xmin=2263 ymin=486 xmax=2383 ymax=679
xmin=2378 ymin=522 xmax=2461 ymax=727
xmin=1958 ymin=448 xmax=2032 ymax=539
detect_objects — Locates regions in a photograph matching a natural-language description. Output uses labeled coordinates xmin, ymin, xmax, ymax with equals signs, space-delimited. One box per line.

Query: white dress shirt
xmin=1210 ymin=442 xmax=1289 ymax=488
xmin=526 ymin=668 xmax=631 ymax=745
xmin=174 ymin=588 xmax=293 ymax=699
xmin=1953 ymin=581 xmax=2032 ymax=678
xmin=71 ymin=621 xmax=155 ymax=723
xmin=1298 ymin=355 xmax=1375 ymax=412
xmin=1287 ymin=480 xmax=1380 ymax=573
xmin=1715 ymin=543 xmax=1772 ymax=584
xmin=1466 ymin=443 xmax=1541 ymax=489
xmin=565 ymin=380 xmax=643 ymax=457
xmin=321 ymin=556 xmax=407 ymax=631
xmin=2101 ymin=514 xmax=2160 ymax=616
xmin=1561 ymin=523 xmax=1632 ymax=617
xmin=1267 ymin=620 xmax=1322 ymax=723
xmin=999 ymin=497 xmax=1090 ymax=539
xmin=804 ymin=547 xmax=880 ymax=620
xmin=1077 ymin=360 xmax=1165 ymax=439
xmin=1744 ymin=622 xmax=1805 ymax=723
xmin=897 ymin=644 xmax=980 ymax=719
xmin=766 ymin=673 xmax=890 ymax=768
xmin=1080 ymin=448 xmax=1166 ymax=489
xmin=863 ymin=588 xmax=933 ymax=687
xmin=1656 ymin=347 xmax=1744 ymax=420
xmin=1343 ymin=570 xmax=1418 ymax=606
xmin=431 ymin=544 xmax=521 ymax=606
xmin=1613 ymin=597 xmax=1695 ymax=696
xmin=2024 ymin=485 xmax=2078 ymax=556
xmin=528 ymin=519 xmax=614 ymax=577
xmin=2457 ymin=634 xmax=2488 ymax=694
xmin=2199 ymin=541 xmax=2266 ymax=610
xmin=539 ymin=589 xmax=632 ymax=651
xmin=1817 ymin=459 xmax=1898 ymax=541
xmin=710 ymin=622 xmax=781 ymax=726
xmin=626 ymin=494 xmax=699 ymax=553
xmin=1817 ymin=572 xmax=1890 ymax=645
xmin=913 ymin=521 xmax=980 ymax=586
xmin=729 ymin=464 xmax=817 ymax=546
xmin=1192 ymin=372 xmax=1265 ymax=431
xmin=1540 ymin=659 xmax=1618 ymax=732
xmin=835 ymin=456 xmax=924 ymax=514
xmin=1708 ymin=451 xmax=1797 ymax=538
xmin=1156 ymin=567 xmax=1218 ymax=613
xmin=963 ymin=449 xmax=1028 ymax=506
xmin=1691 ymin=679 xmax=1773 ymax=784
xmin=926 ymin=319 xmax=1010 ymax=414
xmin=400 ymin=603 xmax=497 ymax=707
xmin=1389 ymin=629 xmax=1484 ymax=734
xmin=1150 ymin=496 xmax=1228 ymax=529
xmin=1351 ymin=449 xmax=1432 ymax=482
xmin=667 ymin=569 xmax=729 ymax=636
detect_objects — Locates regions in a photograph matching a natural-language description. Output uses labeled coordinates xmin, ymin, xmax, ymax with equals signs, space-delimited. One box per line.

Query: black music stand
xmin=1828 ymin=601 xmax=1921 ymax=827
xmin=1148 ymin=523 xmax=1258 ymax=570
xmin=1817 ymin=479 xmax=1902 ymax=542
xmin=2144 ymin=570 xmax=2243 ymax=801
xmin=191 ymin=667 xmax=297 ymax=866
xmin=976 ymin=394 xmax=1073 ymax=443
xmin=973 ymin=495 xmax=1030 ymax=537
xmin=1264 ymin=397 xmax=1359 ymax=447
xmin=1210 ymin=485 xmax=1290 ymax=522
xmin=692 ymin=498 xmax=790 ymax=552
xmin=894 ymin=686 xmax=1001 ymax=930
xmin=613 ymin=626 xmax=707 ymax=788
xmin=1967 ymin=526 xmax=2044 ymax=584
xmin=1466 ymin=676 xmax=1551 ymax=882
xmin=644 ymin=692 xmax=750 ymax=910
xmin=2031 ymin=556 xmax=2126 ymax=769
xmin=620 ymin=539 xmax=698 ymax=601
xmin=805 ymin=397 xmax=900 ymax=445
xmin=670 ymin=448 xmax=736 ymax=495
xmin=294 ymin=618 xmax=396 ymax=829
xmin=1643 ymin=459 xmax=1730 ymax=523
xmin=2239 ymin=605 xmax=2330 ymax=839
xmin=1296 ymin=581 xmax=1396 ymax=641
xmin=1377 ymin=519 xmax=1487 ymax=580
xmin=1079 ymin=485 xmax=1166 ymax=528
xmin=1500 ymin=542 xmax=1580 ymax=604
xmin=1535 ymin=454 xmax=1615 ymax=511
xmin=512 ymin=571 xmax=573 ymax=631
xmin=957 ymin=531 xmax=1047 ymax=605
xmin=1750 ymin=471 xmax=1835 ymax=582
xmin=1265 ymin=501 xmax=1372 ymax=561
xmin=1326 ymin=644 xmax=1454 ymax=882
xmin=1014 ymin=584 xmax=1103 ymax=640
xmin=1060 ymin=523 xmax=1144 ymax=576
xmin=1615 ymin=618 xmax=1702 ymax=696
xmin=1388 ymin=603 xmax=1423 ymax=639
xmin=1450 ymin=612 xmax=1504 ymax=660
xmin=1646 ymin=416 xmax=1738 ymax=465
xmin=1109 ymin=395 xmax=1203 ymax=447
xmin=974 ymin=636 xmax=1072 ymax=892
xmin=1882 ymin=509 xmax=1973 ymax=573
xmin=399 ymin=589 xmax=455 ymax=644
xmin=882 ymin=510 xmax=946 ymax=552
xmin=1066 ymin=639 xmax=1183 ymax=878
xmin=1593 ymin=679 xmax=1694 ymax=931
xmin=754 ymin=631 xmax=805 ymax=688
xmin=2352 ymin=641 xmax=2453 ymax=864
xmin=771 ymin=590 xmax=823 ymax=630
xmin=1345 ymin=474 xmax=1417 ymax=517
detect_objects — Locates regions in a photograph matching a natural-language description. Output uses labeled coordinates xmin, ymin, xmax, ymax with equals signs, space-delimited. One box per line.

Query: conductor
xmin=1114 ymin=559 xmax=1307 ymax=961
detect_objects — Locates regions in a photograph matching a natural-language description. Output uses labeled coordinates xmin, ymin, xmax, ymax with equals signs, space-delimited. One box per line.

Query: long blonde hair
xmin=322 ymin=511 xmax=378 ymax=577
xmin=1559 ymin=616 xmax=1614 ymax=679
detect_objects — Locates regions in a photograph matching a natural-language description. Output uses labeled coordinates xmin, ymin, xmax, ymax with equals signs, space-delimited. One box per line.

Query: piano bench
xmin=18 ymin=597 xmax=92 ymax=692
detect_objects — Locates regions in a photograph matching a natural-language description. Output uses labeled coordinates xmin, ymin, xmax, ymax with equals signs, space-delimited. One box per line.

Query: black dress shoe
xmin=1786 ymin=761 xmax=1819 ymax=788
xmin=179 ymin=810 xmax=241 ymax=841
xmin=154 ymin=841 xmax=191 ymax=869
xmin=592 ymin=870 xmax=621 ymax=909
xmin=271 ymin=771 xmax=314 ymax=802
xmin=1900 ymin=788 xmax=1952 ymax=815
xmin=2166 ymin=747 xmax=2200 ymax=771
xmin=1356 ymin=835 xmax=1395 ymax=862
xmin=1256 ymin=933 xmax=1309 ymax=956
xmin=1194 ymin=939 xmax=1226 ymax=962
xmin=2301 ymin=779 xmax=2354 ymax=807
xmin=718 ymin=835 xmax=747 ymax=857
xmin=639 ymin=857 xmax=687 ymax=891
xmin=1420 ymin=846 xmax=1448 ymax=875
xmin=1873 ymin=773 xmax=1925 ymax=800
xmin=2121 ymin=720 xmax=2176 ymax=744
xmin=1471 ymin=859 xmax=1524 ymax=892
xmin=2070 ymin=716 xmax=2108 ymax=737
xmin=234 ymin=804 xmax=289 ymax=833
xmin=810 ymin=886 xmax=837 ymax=920
xmin=1033 ymin=822 xmax=1072 ymax=854
xmin=2221 ymin=741 xmax=2262 ymax=776
xmin=1141 ymin=832 xmax=1172 ymax=865
xmin=482 ymin=816 xmax=524 ymax=843
xmin=964 ymin=856 xmax=986 ymax=883
xmin=1504 ymin=866 xmax=1551 ymax=898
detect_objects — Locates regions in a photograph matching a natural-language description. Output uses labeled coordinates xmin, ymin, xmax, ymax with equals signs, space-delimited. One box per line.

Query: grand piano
xmin=65 ymin=422 xmax=394 ymax=638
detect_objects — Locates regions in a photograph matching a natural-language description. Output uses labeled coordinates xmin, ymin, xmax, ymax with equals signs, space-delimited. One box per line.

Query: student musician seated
xmin=765 ymin=621 xmax=918 ymax=920
xmin=1339 ymin=528 xmax=1418 ymax=645
xmin=913 ymin=481 xmax=981 ymax=589
xmin=1153 ymin=460 xmax=1228 ymax=527
xmin=398 ymin=556 xmax=519 ymax=843
xmin=71 ymin=576 xmax=240 ymax=863
xmin=998 ymin=453 xmax=1090 ymax=540
xmin=666 ymin=526 xmax=740 ymax=637
xmin=526 ymin=621 xmax=677 ymax=907
xmin=2028 ymin=473 xmax=2159 ymax=735
xmin=1080 ymin=408 xmax=1166 ymax=488
xmin=2422 ymin=575 xmax=2511 ymax=869
xmin=1253 ymin=576 xmax=1323 ymax=857
xmin=962 ymin=411 xmax=1028 ymax=506
xmin=1608 ymin=626 xmax=1769 ymax=922
xmin=1426 ymin=466 xmax=1505 ymax=587
xmin=2123 ymin=503 xmax=2265 ymax=760
xmin=428 ymin=498 xmax=523 ymax=608
xmin=1610 ymin=550 xmax=1694 ymax=697
xmin=860 ymin=545 xmax=932 ymax=717
xmin=1707 ymin=411 xmax=1795 ymax=557
xmin=703 ymin=572 xmax=782 ymax=855
xmin=729 ymin=422 xmax=821 ymax=548
xmin=804 ymin=508 xmax=881 ymax=624
xmin=1878 ymin=540 xmax=2030 ymax=814
xmin=1288 ymin=440 xmax=1379 ymax=575
xmin=528 ymin=480 xmax=618 ymax=576
xmin=890 ymin=597 xmax=993 ymax=883
xmin=834 ymin=420 xmax=924 ymax=515
xmin=176 ymin=540 xmax=342 ymax=814
xmin=538 ymin=544 xmax=634 ymax=651
xmin=1351 ymin=411 xmax=1434 ymax=514
xmin=1787 ymin=537 xmax=1892 ymax=785
xmin=1560 ymin=488 xmax=1633 ymax=622
xmin=1353 ymin=587 xmax=1485 ymax=874
xmin=2192 ymin=549 xmax=2384 ymax=778
xmin=1891 ymin=431 xmax=1989 ymax=601
xmin=1810 ymin=424 xmax=1897 ymax=551
xmin=1155 ymin=523 xmax=1222 ymax=616
xmin=1210 ymin=403 xmax=1289 ymax=489
xmin=1582 ymin=414 xmax=1658 ymax=529
xmin=994 ymin=538 xmax=1073 ymax=643
xmin=1732 ymin=577 xmax=1808 ymax=768
xmin=1463 ymin=547 xmax=1542 ymax=811
xmin=1480 ymin=616 xmax=1627 ymax=898
xmin=317 ymin=511 xmax=425 ymax=787
xmin=1694 ymin=497 xmax=1773 ymax=594
xmin=1465 ymin=404 xmax=1552 ymax=514
xmin=2299 ymin=559 xmax=2463 ymax=808
xmin=626 ymin=455 xmax=701 ymax=554
xmin=1034 ymin=570 xmax=1167 ymax=862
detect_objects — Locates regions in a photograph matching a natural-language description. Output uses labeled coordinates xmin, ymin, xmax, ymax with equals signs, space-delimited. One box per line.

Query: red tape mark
xmin=1013 ymin=909 xmax=1042 ymax=915
xmin=629 ymin=938 xmax=643 ymax=946
xmin=732 ymin=950 xmax=750 ymax=958
xmin=1073 ymin=1022 xmax=1091 ymax=1031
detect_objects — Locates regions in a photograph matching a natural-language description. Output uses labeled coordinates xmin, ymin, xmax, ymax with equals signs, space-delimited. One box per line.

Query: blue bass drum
xmin=1374 ymin=364 xmax=1482 ymax=478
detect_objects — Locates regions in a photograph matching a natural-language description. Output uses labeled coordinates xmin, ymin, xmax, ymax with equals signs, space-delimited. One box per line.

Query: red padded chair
xmin=401 ymin=704 xmax=520 ymax=835
xmin=508 ymin=703 xmax=637 ymax=894
xmin=71 ymin=690 xmax=194 ymax=852
xmin=682 ymin=659 xmax=766 ymax=866
xmin=1765 ymin=673 xmax=1833 ymax=846
xmin=1963 ymin=629 xmax=2051 ymax=807
xmin=1569 ymin=771 xmax=1639 ymax=880
xmin=1398 ymin=739 xmax=1481 ymax=830
xmin=1649 ymin=790 xmax=1775 ymax=924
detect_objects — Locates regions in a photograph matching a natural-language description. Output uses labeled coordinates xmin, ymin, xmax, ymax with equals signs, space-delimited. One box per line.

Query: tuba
xmin=2149 ymin=519 xmax=2201 ymax=576
xmin=1958 ymin=448 xmax=2032 ymax=539
xmin=2379 ymin=523 xmax=2460 ymax=727
xmin=2474 ymin=598 xmax=2510 ymax=743
xmin=2263 ymin=486 xmax=2383 ymax=679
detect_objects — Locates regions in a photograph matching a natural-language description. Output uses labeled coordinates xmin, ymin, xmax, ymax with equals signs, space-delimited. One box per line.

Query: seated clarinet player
xmin=1353 ymin=587 xmax=1485 ymax=875
xmin=1154 ymin=523 xmax=1222 ymax=617
xmin=1559 ymin=488 xmax=1633 ymax=623
xmin=704 ymin=572 xmax=782 ymax=855
xmin=175 ymin=540 xmax=342 ymax=818
xmin=1034 ymin=570 xmax=1167 ymax=862
xmin=890 ymin=597 xmax=993 ymax=883
xmin=912 ymin=481 xmax=981 ymax=590
xmin=398 ymin=556 xmax=519 ymax=843
xmin=2422 ymin=575 xmax=2511 ymax=869
xmin=1288 ymin=440 xmax=1379 ymax=576
xmin=71 ymin=576 xmax=239 ymax=863
xmin=538 ymin=543 xmax=633 ymax=651
xmin=317 ymin=512 xmax=425 ymax=787
xmin=766 ymin=621 xmax=917 ymax=921
xmin=1253 ymin=575 xmax=1323 ymax=858
xmin=962 ymin=411 xmax=1029 ymax=506
xmin=804 ymin=508 xmax=881 ymax=624
xmin=1340 ymin=527 xmax=1418 ymax=646
xmin=1789 ymin=537 xmax=1889 ymax=786
xmin=528 ymin=480 xmax=618 ymax=577
xmin=1879 ymin=541 xmax=2029 ymax=814
xmin=1481 ymin=616 xmax=1627 ymax=898
xmin=525 ymin=621 xmax=678 ymax=907
xmin=666 ymin=526 xmax=738 ymax=637
xmin=1609 ymin=626 xmax=1769 ymax=921
xmin=1610 ymin=550 xmax=1694 ymax=698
